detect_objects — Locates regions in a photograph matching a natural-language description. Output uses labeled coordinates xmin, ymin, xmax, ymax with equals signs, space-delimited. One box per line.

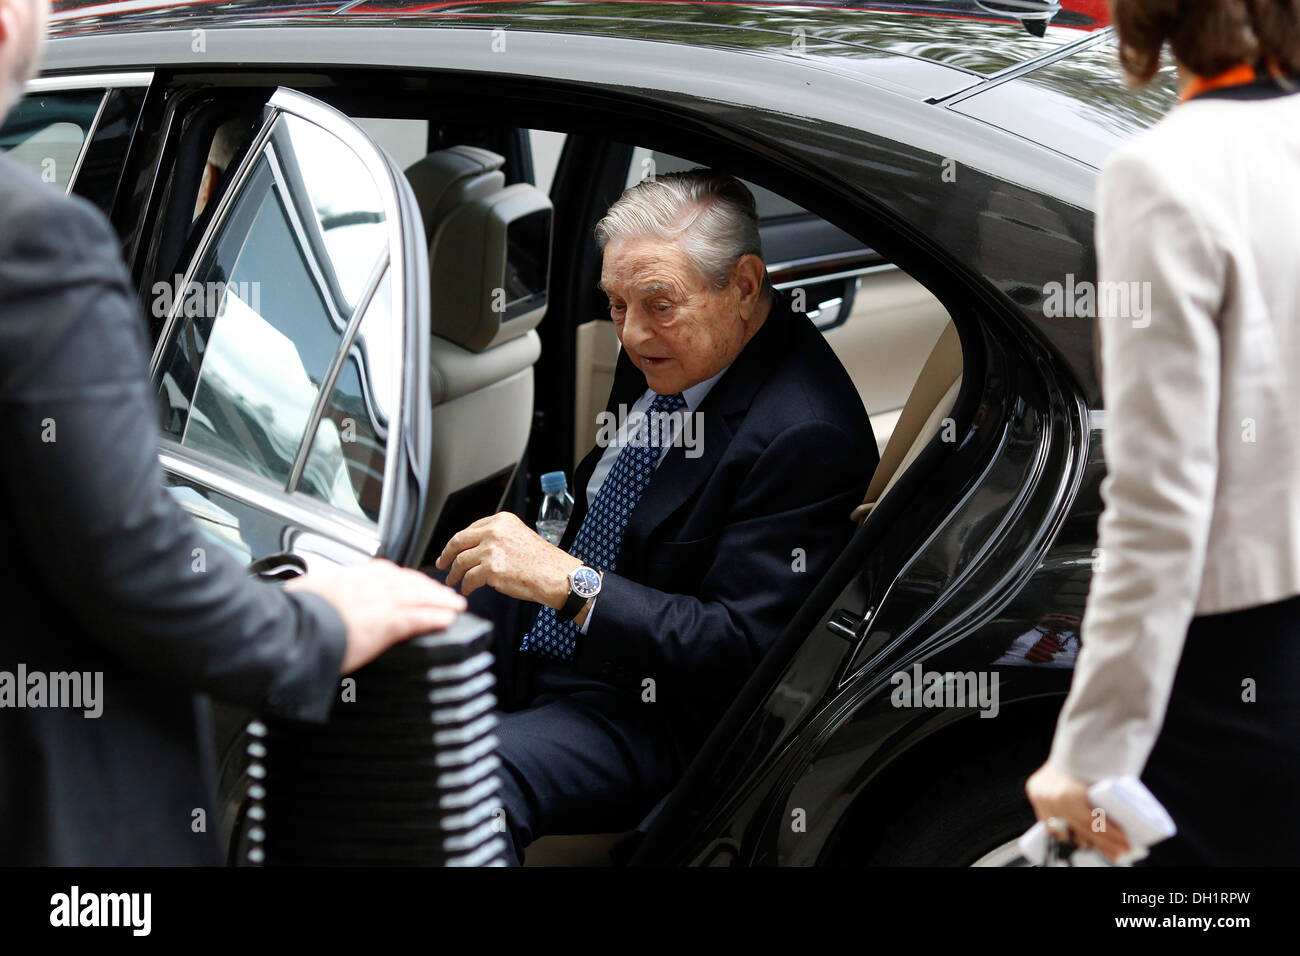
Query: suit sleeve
xmin=0 ymin=186 xmax=345 ymax=722
xmin=573 ymin=418 xmax=871 ymax=713
xmin=1047 ymin=147 xmax=1224 ymax=781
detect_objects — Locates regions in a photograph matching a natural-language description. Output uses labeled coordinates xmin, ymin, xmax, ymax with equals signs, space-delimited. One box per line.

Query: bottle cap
xmin=540 ymin=471 xmax=568 ymax=494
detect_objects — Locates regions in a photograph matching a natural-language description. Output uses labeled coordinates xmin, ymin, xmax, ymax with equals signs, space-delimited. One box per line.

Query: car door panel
xmin=149 ymin=87 xmax=431 ymax=569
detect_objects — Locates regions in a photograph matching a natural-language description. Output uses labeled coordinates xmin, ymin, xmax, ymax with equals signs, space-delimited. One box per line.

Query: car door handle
xmin=247 ymin=552 xmax=308 ymax=582
xmin=825 ymin=607 xmax=866 ymax=641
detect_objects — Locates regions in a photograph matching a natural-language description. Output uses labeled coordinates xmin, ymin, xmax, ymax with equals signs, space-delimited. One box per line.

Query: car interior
xmin=139 ymin=83 xmax=968 ymax=865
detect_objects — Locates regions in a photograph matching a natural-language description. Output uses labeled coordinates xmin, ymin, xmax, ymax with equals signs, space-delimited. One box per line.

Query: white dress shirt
xmin=575 ymin=364 xmax=731 ymax=632
xmin=1048 ymin=88 xmax=1300 ymax=781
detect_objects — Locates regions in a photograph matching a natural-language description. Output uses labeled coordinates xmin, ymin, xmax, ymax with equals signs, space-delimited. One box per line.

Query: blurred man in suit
xmin=438 ymin=170 xmax=878 ymax=863
xmin=0 ymin=0 xmax=466 ymax=865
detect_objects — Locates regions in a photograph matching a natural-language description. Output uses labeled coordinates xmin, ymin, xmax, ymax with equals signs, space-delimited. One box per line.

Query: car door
xmin=148 ymin=88 xmax=431 ymax=573
xmin=144 ymin=88 xmax=434 ymax=860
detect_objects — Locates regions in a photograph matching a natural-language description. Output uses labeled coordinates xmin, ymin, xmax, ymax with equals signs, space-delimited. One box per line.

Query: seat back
xmin=852 ymin=321 xmax=962 ymax=523
xmin=403 ymin=146 xmax=553 ymax=560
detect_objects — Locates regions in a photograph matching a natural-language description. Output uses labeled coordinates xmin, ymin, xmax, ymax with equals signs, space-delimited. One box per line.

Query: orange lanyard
xmin=1180 ymin=63 xmax=1259 ymax=103
xmin=1177 ymin=60 xmax=1300 ymax=103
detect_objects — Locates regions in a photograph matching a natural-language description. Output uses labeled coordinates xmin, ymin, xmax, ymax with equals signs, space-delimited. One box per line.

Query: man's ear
xmin=732 ymin=253 xmax=767 ymax=308
xmin=0 ymin=0 xmax=15 ymax=47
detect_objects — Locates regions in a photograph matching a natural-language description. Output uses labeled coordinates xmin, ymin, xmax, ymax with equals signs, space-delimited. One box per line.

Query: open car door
xmin=152 ymin=87 xmax=431 ymax=573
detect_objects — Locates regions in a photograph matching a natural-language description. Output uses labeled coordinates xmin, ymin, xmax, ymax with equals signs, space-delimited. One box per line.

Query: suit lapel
xmin=559 ymin=291 xmax=797 ymax=560
xmin=624 ymin=292 xmax=795 ymax=552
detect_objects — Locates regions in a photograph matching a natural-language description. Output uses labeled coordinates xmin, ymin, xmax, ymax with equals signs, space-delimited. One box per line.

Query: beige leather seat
xmin=852 ymin=321 xmax=962 ymax=523
xmin=404 ymin=146 xmax=552 ymax=560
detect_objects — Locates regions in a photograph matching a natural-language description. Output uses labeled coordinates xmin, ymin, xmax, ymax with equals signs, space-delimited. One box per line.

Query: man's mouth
xmin=636 ymin=354 xmax=671 ymax=368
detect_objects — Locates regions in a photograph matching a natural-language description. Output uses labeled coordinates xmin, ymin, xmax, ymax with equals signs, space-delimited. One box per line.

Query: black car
xmin=5 ymin=0 xmax=1177 ymax=866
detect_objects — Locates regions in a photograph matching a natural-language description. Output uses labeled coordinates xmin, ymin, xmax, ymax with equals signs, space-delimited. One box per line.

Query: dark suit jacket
xmin=0 ymin=154 xmax=346 ymax=865
xmin=559 ymin=290 xmax=878 ymax=759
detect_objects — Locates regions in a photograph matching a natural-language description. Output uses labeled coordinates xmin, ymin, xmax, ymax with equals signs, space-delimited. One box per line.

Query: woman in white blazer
xmin=1026 ymin=0 xmax=1300 ymax=865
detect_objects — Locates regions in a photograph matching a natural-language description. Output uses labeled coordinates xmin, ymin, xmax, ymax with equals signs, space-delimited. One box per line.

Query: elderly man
xmin=437 ymin=169 xmax=878 ymax=864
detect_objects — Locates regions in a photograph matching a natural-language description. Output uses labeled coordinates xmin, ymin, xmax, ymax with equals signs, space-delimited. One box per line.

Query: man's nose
xmin=620 ymin=305 xmax=656 ymax=352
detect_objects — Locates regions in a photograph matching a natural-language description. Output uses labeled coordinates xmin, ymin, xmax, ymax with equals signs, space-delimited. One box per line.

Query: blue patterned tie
xmin=520 ymin=390 xmax=687 ymax=661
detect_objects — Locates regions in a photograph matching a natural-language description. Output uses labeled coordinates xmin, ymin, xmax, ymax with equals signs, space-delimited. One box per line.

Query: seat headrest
xmin=405 ymin=146 xmax=507 ymax=243
xmin=404 ymin=147 xmax=553 ymax=353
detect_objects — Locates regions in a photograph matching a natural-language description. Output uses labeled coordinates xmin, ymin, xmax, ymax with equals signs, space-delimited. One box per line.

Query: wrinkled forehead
xmin=598 ymin=237 xmax=701 ymax=297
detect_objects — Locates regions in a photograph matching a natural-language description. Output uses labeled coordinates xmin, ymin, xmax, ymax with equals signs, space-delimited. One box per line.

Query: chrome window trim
xmin=61 ymin=91 xmax=108 ymax=196
xmin=266 ymin=88 xmax=411 ymax=551
xmin=766 ymin=249 xmax=888 ymax=276
xmin=771 ymin=261 xmax=898 ymax=290
xmin=24 ymin=71 xmax=153 ymax=93
xmin=160 ymin=447 xmax=381 ymax=556
xmin=260 ymin=140 xmax=352 ymax=334
xmin=150 ymin=87 xmax=412 ymax=549
xmin=288 ymin=251 xmax=390 ymax=492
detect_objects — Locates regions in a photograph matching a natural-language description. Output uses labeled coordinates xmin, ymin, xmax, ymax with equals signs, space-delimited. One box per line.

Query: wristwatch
xmin=558 ymin=565 xmax=602 ymax=622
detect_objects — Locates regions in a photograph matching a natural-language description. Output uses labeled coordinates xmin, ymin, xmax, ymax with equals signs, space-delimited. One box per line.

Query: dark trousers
xmin=1137 ymin=592 xmax=1300 ymax=866
xmin=461 ymin=582 xmax=681 ymax=866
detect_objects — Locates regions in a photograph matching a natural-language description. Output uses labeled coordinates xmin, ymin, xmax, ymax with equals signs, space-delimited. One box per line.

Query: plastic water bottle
xmin=536 ymin=471 xmax=574 ymax=545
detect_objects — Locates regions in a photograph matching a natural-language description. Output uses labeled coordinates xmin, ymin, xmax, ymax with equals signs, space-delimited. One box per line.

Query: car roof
xmin=50 ymin=0 xmax=1112 ymax=81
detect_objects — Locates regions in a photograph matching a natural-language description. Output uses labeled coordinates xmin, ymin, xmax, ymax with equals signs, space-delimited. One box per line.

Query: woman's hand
xmin=1025 ymin=763 xmax=1133 ymax=862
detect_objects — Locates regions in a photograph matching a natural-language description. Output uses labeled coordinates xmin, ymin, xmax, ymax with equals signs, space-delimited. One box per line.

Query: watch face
xmin=570 ymin=566 xmax=601 ymax=599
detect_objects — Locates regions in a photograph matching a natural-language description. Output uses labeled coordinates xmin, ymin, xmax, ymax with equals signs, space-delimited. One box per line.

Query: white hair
xmin=594 ymin=169 xmax=772 ymax=296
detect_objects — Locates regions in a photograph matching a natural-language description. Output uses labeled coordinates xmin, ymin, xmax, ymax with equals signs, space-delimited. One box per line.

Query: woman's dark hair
xmin=1110 ymin=0 xmax=1300 ymax=84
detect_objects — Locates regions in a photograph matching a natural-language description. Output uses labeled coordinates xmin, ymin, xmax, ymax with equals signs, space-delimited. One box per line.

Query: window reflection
xmin=281 ymin=114 xmax=387 ymax=311
xmin=1014 ymin=36 xmax=1178 ymax=140
xmin=155 ymin=110 xmax=390 ymax=521
xmin=0 ymin=91 xmax=104 ymax=190
xmin=300 ymin=268 xmax=397 ymax=522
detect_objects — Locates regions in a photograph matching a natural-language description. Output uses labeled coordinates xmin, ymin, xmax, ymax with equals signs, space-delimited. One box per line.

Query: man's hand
xmin=1025 ymin=762 xmax=1132 ymax=862
xmin=285 ymin=558 xmax=467 ymax=674
xmin=435 ymin=512 xmax=581 ymax=608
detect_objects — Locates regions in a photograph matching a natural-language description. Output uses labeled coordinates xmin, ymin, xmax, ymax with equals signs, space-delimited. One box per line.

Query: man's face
xmin=0 ymin=0 xmax=49 ymax=117
xmin=600 ymin=236 xmax=752 ymax=395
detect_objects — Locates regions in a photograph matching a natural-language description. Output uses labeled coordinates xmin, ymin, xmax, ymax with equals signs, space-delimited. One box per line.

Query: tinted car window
xmin=0 ymin=90 xmax=104 ymax=190
xmin=625 ymin=147 xmax=803 ymax=220
xmin=529 ymin=128 xmax=567 ymax=194
xmin=353 ymin=117 xmax=429 ymax=171
xmin=154 ymin=111 xmax=389 ymax=498
xmin=299 ymin=266 xmax=397 ymax=522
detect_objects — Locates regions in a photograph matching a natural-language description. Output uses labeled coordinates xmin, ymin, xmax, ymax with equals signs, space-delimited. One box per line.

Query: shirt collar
xmin=682 ymin=363 xmax=730 ymax=411
xmin=644 ymin=363 xmax=731 ymax=413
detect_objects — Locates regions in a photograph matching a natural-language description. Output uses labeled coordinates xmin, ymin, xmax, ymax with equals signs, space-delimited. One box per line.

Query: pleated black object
xmin=259 ymin=613 xmax=508 ymax=866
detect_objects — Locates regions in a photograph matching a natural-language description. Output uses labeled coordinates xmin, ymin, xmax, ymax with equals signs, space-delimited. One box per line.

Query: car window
xmin=0 ymin=90 xmax=104 ymax=190
xmin=154 ymin=111 xmax=390 ymax=512
xmin=529 ymin=128 xmax=567 ymax=194
xmin=299 ymin=265 xmax=398 ymax=522
xmin=353 ymin=117 xmax=430 ymax=171
xmin=625 ymin=147 xmax=804 ymax=220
